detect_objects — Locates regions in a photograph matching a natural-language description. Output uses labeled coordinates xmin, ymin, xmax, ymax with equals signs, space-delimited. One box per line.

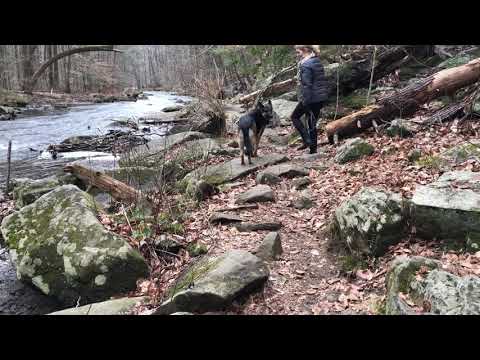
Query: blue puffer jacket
xmin=297 ymin=56 xmax=329 ymax=105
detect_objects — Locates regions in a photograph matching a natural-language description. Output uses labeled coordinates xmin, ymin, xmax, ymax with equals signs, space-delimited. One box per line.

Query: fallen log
xmin=239 ymin=46 xmax=435 ymax=105
xmin=215 ymin=204 xmax=259 ymax=212
xmin=64 ymin=164 xmax=142 ymax=204
xmin=239 ymin=78 xmax=296 ymax=105
xmin=325 ymin=58 xmax=480 ymax=143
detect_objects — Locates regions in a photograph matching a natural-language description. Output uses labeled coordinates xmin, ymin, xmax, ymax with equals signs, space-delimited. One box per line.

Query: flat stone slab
xmin=257 ymin=164 xmax=309 ymax=180
xmin=184 ymin=153 xmax=288 ymax=186
xmin=411 ymin=171 xmax=480 ymax=250
xmin=235 ymin=222 xmax=282 ymax=232
xmin=209 ymin=212 xmax=244 ymax=225
xmin=155 ymin=250 xmax=269 ymax=314
xmin=49 ymin=297 xmax=147 ymax=315
xmin=235 ymin=185 xmax=275 ymax=204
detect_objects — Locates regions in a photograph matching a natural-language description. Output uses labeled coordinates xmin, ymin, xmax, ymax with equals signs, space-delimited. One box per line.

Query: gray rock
xmin=235 ymin=222 xmax=282 ymax=232
xmin=124 ymin=131 xmax=208 ymax=164
xmin=386 ymin=256 xmax=480 ymax=315
xmin=235 ymin=185 xmax=275 ymax=204
xmin=411 ymin=171 xmax=480 ymax=251
xmin=408 ymin=149 xmax=422 ymax=163
xmin=256 ymin=232 xmax=282 ymax=261
xmin=186 ymin=243 xmax=208 ymax=257
xmin=11 ymin=175 xmax=80 ymax=208
xmin=290 ymin=190 xmax=315 ymax=209
xmin=334 ymin=138 xmax=374 ymax=164
xmin=386 ymin=119 xmax=414 ymax=138
xmin=209 ymin=212 xmax=244 ymax=225
xmin=0 ymin=185 xmax=149 ymax=306
xmin=155 ymin=249 xmax=269 ymax=314
xmin=277 ymin=91 xmax=297 ymax=102
xmin=183 ymin=153 xmax=288 ymax=188
xmin=154 ymin=236 xmax=184 ymax=254
xmin=162 ymin=105 xmax=183 ymax=113
xmin=331 ymin=187 xmax=408 ymax=256
xmin=256 ymin=172 xmax=282 ymax=185
xmin=185 ymin=179 xmax=218 ymax=202
xmin=171 ymin=312 xmax=194 ymax=315
xmin=49 ymin=296 xmax=147 ymax=315
xmin=257 ymin=164 xmax=309 ymax=180
xmin=292 ymin=177 xmax=311 ymax=190
xmin=271 ymin=99 xmax=297 ymax=126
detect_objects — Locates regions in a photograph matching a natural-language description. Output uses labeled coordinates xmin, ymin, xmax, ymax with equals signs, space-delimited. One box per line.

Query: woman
xmin=291 ymin=45 xmax=328 ymax=154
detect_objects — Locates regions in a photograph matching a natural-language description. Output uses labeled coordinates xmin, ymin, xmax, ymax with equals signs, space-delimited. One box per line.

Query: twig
xmin=366 ymin=46 xmax=377 ymax=106
xmin=5 ymin=140 xmax=12 ymax=194
xmin=121 ymin=204 xmax=134 ymax=234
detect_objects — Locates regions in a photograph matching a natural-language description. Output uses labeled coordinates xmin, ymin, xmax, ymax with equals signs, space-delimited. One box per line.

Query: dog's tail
xmin=241 ymin=127 xmax=253 ymax=156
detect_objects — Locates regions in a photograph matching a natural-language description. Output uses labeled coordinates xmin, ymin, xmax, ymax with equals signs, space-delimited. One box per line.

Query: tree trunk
xmin=239 ymin=45 xmax=434 ymax=105
xmin=325 ymin=57 xmax=480 ymax=143
xmin=64 ymin=164 xmax=142 ymax=204
xmin=23 ymin=45 xmax=122 ymax=94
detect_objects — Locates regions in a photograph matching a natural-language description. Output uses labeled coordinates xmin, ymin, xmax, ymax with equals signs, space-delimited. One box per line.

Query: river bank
xmin=0 ymin=90 xmax=193 ymax=314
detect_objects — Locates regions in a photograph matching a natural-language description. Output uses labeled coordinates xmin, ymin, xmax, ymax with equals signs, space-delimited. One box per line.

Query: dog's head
xmin=256 ymin=100 xmax=273 ymax=122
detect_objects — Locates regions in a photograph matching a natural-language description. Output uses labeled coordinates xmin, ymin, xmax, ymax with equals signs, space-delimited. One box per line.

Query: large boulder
xmin=386 ymin=256 xmax=480 ymax=315
xmin=155 ymin=249 xmax=269 ymax=314
xmin=0 ymin=185 xmax=149 ymax=306
xmin=49 ymin=296 xmax=147 ymax=315
xmin=10 ymin=175 xmax=81 ymax=209
xmin=415 ymin=141 xmax=480 ymax=171
xmin=235 ymin=185 xmax=275 ymax=204
xmin=271 ymin=99 xmax=297 ymax=126
xmin=411 ymin=171 xmax=480 ymax=251
xmin=331 ymin=187 xmax=408 ymax=256
xmin=334 ymin=138 xmax=374 ymax=164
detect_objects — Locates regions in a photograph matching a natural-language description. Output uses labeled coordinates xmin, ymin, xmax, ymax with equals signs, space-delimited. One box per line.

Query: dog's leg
xmin=239 ymin=129 xmax=245 ymax=165
xmin=254 ymin=126 xmax=265 ymax=157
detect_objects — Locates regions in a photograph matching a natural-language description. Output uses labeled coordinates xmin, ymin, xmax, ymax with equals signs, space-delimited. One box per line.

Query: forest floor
xmin=120 ymin=106 xmax=480 ymax=315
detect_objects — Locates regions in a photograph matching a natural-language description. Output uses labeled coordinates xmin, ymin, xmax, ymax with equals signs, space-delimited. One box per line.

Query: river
xmin=0 ymin=91 xmax=190 ymax=315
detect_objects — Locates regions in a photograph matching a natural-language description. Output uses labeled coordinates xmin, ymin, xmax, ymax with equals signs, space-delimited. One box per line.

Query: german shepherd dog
xmin=238 ymin=100 xmax=273 ymax=165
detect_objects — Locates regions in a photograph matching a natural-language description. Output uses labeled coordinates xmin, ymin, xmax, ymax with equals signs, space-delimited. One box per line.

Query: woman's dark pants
xmin=291 ymin=101 xmax=323 ymax=152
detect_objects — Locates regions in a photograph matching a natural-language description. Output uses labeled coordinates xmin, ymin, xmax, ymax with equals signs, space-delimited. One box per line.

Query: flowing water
xmin=0 ymin=91 xmax=190 ymax=315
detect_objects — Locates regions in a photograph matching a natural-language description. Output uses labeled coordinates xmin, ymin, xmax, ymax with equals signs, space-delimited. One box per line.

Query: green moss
xmin=341 ymin=89 xmax=370 ymax=110
xmin=187 ymin=243 xmax=208 ymax=257
xmin=415 ymin=155 xmax=445 ymax=170
xmin=167 ymin=256 xmax=219 ymax=298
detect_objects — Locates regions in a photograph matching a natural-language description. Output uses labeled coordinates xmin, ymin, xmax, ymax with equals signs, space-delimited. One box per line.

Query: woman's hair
xmin=294 ymin=45 xmax=320 ymax=56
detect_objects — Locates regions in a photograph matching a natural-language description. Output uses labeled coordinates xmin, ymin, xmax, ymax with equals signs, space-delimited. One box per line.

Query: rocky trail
xmin=3 ymin=47 xmax=480 ymax=315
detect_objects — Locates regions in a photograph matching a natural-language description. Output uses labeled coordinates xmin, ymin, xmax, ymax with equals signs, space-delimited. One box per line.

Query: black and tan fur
xmin=237 ymin=100 xmax=273 ymax=165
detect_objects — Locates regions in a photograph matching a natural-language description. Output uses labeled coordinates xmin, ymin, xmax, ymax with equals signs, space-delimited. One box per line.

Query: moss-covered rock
xmin=0 ymin=185 xmax=149 ymax=306
xmin=385 ymin=256 xmax=440 ymax=315
xmin=386 ymin=119 xmax=415 ymax=138
xmin=186 ymin=243 xmax=208 ymax=257
xmin=334 ymin=138 xmax=374 ymax=164
xmin=11 ymin=175 xmax=80 ymax=209
xmin=411 ymin=171 xmax=480 ymax=251
xmin=155 ymin=249 xmax=269 ymax=314
xmin=331 ymin=187 xmax=408 ymax=256
xmin=386 ymin=256 xmax=480 ymax=315
xmin=183 ymin=153 xmax=288 ymax=199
